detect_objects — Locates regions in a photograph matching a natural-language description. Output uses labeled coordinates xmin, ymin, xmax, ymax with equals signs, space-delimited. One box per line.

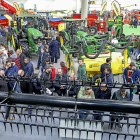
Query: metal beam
xmin=0 ymin=93 xmax=140 ymax=114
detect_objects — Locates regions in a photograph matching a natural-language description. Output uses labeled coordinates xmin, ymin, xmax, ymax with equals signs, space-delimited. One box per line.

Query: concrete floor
xmin=0 ymin=49 xmax=140 ymax=140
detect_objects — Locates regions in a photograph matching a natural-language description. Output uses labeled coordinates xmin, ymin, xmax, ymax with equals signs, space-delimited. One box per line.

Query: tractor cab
xmin=63 ymin=19 xmax=87 ymax=35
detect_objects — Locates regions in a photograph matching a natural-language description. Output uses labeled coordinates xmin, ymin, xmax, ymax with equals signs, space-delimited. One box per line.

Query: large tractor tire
xmin=89 ymin=26 xmax=97 ymax=35
xmin=20 ymin=42 xmax=30 ymax=57
xmin=0 ymin=37 xmax=7 ymax=47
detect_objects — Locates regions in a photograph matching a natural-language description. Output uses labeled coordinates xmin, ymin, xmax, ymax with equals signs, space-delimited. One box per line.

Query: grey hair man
xmin=16 ymin=49 xmax=26 ymax=69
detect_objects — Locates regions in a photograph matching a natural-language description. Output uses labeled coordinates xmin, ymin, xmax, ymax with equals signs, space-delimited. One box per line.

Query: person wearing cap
xmin=78 ymin=86 xmax=95 ymax=119
xmin=49 ymin=37 xmax=60 ymax=63
xmin=35 ymin=41 xmax=44 ymax=70
xmin=110 ymin=88 xmax=130 ymax=129
xmin=40 ymin=64 xmax=52 ymax=94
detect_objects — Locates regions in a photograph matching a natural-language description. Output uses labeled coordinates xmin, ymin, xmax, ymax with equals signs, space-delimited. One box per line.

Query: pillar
xmin=76 ymin=0 xmax=80 ymax=13
xmin=81 ymin=0 xmax=88 ymax=26
xmin=81 ymin=0 xmax=88 ymax=19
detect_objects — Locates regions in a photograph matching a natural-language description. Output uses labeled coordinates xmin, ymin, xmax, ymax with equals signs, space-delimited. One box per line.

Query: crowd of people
xmin=129 ymin=18 xmax=139 ymax=28
xmin=0 ymin=23 xmax=140 ymax=126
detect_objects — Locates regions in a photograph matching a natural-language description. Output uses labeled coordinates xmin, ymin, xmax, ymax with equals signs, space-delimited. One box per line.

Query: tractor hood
xmin=28 ymin=28 xmax=43 ymax=37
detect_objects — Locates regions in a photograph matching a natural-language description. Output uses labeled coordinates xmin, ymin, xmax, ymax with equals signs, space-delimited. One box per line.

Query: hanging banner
xmin=34 ymin=4 xmax=37 ymax=13
xmin=111 ymin=1 xmax=121 ymax=16
xmin=100 ymin=1 xmax=107 ymax=16
xmin=20 ymin=4 xmax=24 ymax=9
xmin=13 ymin=2 xmax=20 ymax=15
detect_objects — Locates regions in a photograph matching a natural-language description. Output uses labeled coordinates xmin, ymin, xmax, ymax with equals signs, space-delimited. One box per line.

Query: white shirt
xmin=111 ymin=38 xmax=118 ymax=44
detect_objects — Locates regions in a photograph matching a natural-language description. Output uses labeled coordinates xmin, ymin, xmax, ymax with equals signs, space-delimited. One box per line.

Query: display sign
xmin=34 ymin=4 xmax=37 ymax=13
xmin=100 ymin=1 xmax=107 ymax=16
xmin=20 ymin=4 xmax=24 ymax=9
xmin=111 ymin=0 xmax=121 ymax=16
xmin=13 ymin=2 xmax=20 ymax=15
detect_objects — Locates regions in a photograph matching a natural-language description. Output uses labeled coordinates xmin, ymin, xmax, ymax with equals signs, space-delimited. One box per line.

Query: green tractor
xmin=11 ymin=14 xmax=51 ymax=57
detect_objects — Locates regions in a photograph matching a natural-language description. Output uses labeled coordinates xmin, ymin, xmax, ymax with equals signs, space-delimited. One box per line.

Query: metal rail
xmin=0 ymin=93 xmax=140 ymax=114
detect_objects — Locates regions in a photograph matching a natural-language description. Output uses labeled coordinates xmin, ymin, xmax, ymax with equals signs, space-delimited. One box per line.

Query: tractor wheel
xmin=0 ymin=37 xmax=7 ymax=47
xmin=92 ymin=74 xmax=102 ymax=85
xmin=89 ymin=26 xmax=97 ymax=35
xmin=20 ymin=42 xmax=30 ymax=57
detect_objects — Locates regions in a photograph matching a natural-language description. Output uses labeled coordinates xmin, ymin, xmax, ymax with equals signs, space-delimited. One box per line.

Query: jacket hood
xmin=62 ymin=66 xmax=68 ymax=71
xmin=10 ymin=53 xmax=18 ymax=59
xmin=4 ymin=62 xmax=15 ymax=68
xmin=79 ymin=63 xmax=86 ymax=68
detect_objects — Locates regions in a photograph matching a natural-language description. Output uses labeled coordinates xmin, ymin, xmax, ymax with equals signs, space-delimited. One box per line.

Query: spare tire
xmin=20 ymin=42 xmax=30 ymax=57
xmin=89 ymin=26 xmax=97 ymax=35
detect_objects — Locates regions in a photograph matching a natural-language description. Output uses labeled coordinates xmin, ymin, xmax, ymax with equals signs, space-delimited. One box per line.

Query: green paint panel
xmin=123 ymin=24 xmax=140 ymax=36
xmin=28 ymin=28 xmax=43 ymax=37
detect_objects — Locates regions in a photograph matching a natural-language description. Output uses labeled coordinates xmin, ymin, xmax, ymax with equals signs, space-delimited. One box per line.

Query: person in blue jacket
xmin=4 ymin=61 xmax=21 ymax=93
xmin=40 ymin=48 xmax=48 ymax=73
xmin=24 ymin=57 xmax=34 ymax=77
xmin=100 ymin=66 xmax=114 ymax=99
xmin=0 ymin=27 xmax=6 ymax=37
xmin=53 ymin=68 xmax=68 ymax=96
xmin=49 ymin=37 xmax=60 ymax=63
xmin=100 ymin=58 xmax=112 ymax=78
xmin=123 ymin=62 xmax=140 ymax=101
xmin=35 ymin=41 xmax=44 ymax=70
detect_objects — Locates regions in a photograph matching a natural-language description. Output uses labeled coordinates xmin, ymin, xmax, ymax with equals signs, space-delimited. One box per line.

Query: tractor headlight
xmin=40 ymin=36 xmax=43 ymax=39
xmin=33 ymin=36 xmax=38 ymax=39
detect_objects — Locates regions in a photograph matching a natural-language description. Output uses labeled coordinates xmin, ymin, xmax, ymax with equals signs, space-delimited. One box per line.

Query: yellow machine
xmin=66 ymin=51 xmax=130 ymax=77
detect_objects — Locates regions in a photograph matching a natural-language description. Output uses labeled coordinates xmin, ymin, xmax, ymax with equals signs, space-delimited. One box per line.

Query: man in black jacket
xmin=18 ymin=69 xmax=33 ymax=114
xmin=40 ymin=48 xmax=48 ymax=73
xmin=67 ymin=73 xmax=78 ymax=97
xmin=16 ymin=49 xmax=26 ymax=70
xmin=40 ymin=64 xmax=52 ymax=95
xmin=54 ymin=68 xmax=68 ymax=96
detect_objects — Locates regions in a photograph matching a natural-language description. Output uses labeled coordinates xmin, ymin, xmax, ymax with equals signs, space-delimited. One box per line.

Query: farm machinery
xmin=11 ymin=14 xmax=51 ymax=57
xmin=59 ymin=19 xmax=131 ymax=81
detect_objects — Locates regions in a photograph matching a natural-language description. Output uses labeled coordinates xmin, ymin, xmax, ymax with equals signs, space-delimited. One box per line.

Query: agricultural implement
xmin=59 ymin=18 xmax=131 ymax=81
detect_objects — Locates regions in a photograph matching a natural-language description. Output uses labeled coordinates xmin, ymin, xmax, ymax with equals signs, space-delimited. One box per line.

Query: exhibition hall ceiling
xmin=5 ymin=0 xmax=140 ymax=11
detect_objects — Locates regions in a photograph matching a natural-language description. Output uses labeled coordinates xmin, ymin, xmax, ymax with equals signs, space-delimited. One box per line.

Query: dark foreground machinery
xmin=0 ymin=75 xmax=140 ymax=139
